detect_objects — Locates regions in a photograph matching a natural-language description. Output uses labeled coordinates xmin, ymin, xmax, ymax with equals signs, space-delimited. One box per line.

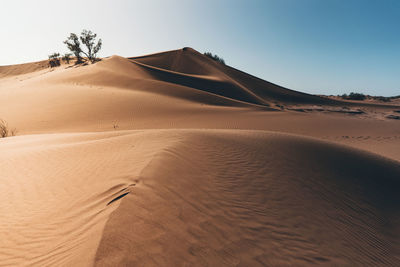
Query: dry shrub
xmin=0 ymin=120 xmax=17 ymax=138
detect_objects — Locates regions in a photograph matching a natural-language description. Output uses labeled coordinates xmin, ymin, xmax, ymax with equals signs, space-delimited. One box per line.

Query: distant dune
xmin=0 ymin=48 xmax=399 ymax=266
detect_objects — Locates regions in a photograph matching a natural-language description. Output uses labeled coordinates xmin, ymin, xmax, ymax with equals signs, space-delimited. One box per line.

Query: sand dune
xmin=1 ymin=130 xmax=399 ymax=266
xmin=95 ymin=130 xmax=400 ymax=266
xmin=0 ymin=48 xmax=399 ymax=266
xmin=0 ymin=60 xmax=50 ymax=78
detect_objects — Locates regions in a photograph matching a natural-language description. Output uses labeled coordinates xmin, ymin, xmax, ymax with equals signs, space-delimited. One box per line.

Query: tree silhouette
xmin=64 ymin=30 xmax=102 ymax=64
xmin=64 ymin=33 xmax=83 ymax=63
xmin=79 ymin=30 xmax=102 ymax=63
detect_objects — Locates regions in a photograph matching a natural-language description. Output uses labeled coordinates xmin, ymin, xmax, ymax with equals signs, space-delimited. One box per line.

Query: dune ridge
xmin=1 ymin=48 xmax=400 ymax=266
xmin=0 ymin=60 xmax=50 ymax=78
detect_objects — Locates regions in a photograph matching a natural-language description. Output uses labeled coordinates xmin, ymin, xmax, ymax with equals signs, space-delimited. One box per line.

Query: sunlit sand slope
xmin=1 ymin=130 xmax=398 ymax=266
xmin=94 ymin=130 xmax=400 ymax=266
xmin=0 ymin=131 xmax=179 ymax=266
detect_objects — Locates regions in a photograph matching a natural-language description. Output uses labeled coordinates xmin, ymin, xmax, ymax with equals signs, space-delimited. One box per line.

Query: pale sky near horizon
xmin=1 ymin=0 xmax=399 ymax=96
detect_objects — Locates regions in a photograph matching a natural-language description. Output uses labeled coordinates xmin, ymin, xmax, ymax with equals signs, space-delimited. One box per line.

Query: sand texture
xmin=0 ymin=48 xmax=399 ymax=266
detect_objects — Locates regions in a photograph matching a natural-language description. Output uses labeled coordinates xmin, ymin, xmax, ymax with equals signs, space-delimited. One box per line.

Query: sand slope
xmin=0 ymin=48 xmax=400 ymax=266
xmin=132 ymin=48 xmax=335 ymax=105
xmin=95 ymin=130 xmax=400 ymax=266
xmin=0 ymin=131 xmax=180 ymax=266
xmin=0 ymin=130 xmax=399 ymax=266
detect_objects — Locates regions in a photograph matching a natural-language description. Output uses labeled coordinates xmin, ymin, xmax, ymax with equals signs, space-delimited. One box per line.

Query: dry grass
xmin=0 ymin=120 xmax=17 ymax=138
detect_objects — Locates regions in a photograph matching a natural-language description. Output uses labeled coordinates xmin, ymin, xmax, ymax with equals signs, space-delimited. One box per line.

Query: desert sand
xmin=0 ymin=48 xmax=399 ymax=266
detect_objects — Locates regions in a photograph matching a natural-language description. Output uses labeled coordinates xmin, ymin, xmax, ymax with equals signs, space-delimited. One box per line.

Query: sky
xmin=0 ymin=0 xmax=399 ymax=96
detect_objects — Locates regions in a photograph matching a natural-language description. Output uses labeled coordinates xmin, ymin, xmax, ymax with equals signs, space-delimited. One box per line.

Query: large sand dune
xmin=0 ymin=48 xmax=399 ymax=266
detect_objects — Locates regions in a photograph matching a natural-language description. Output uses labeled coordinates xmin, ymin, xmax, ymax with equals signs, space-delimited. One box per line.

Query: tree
xmin=80 ymin=30 xmax=102 ymax=63
xmin=64 ymin=33 xmax=83 ymax=63
xmin=48 ymin=52 xmax=60 ymax=67
xmin=63 ymin=30 xmax=102 ymax=64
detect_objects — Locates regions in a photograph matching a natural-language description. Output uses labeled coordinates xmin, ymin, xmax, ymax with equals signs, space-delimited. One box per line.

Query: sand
xmin=0 ymin=48 xmax=399 ymax=266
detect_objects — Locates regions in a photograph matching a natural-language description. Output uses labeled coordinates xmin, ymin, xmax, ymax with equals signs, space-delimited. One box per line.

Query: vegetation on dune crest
xmin=64 ymin=29 xmax=102 ymax=64
xmin=0 ymin=120 xmax=16 ymax=138
xmin=48 ymin=53 xmax=61 ymax=68
xmin=339 ymin=92 xmax=400 ymax=102
xmin=48 ymin=29 xmax=102 ymax=67
xmin=63 ymin=33 xmax=83 ymax=64
xmin=204 ymin=52 xmax=225 ymax=65
xmin=61 ymin=53 xmax=72 ymax=64
xmin=341 ymin=92 xmax=367 ymax=101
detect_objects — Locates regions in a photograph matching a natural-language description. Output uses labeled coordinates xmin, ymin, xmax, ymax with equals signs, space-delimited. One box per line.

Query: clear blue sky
xmin=1 ymin=0 xmax=399 ymax=96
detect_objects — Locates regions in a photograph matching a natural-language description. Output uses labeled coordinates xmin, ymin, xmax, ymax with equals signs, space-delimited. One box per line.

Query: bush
xmin=62 ymin=53 xmax=72 ymax=64
xmin=48 ymin=52 xmax=61 ymax=68
xmin=341 ymin=92 xmax=366 ymax=101
xmin=204 ymin=52 xmax=225 ymax=65
xmin=64 ymin=29 xmax=102 ymax=64
xmin=0 ymin=120 xmax=16 ymax=138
